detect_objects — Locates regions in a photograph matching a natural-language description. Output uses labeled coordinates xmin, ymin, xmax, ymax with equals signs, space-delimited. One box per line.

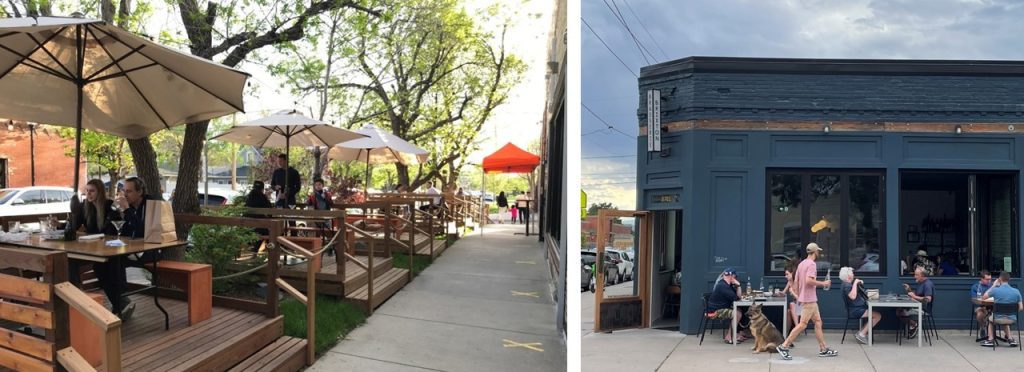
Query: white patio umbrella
xmin=0 ymin=15 xmax=249 ymax=192
xmin=327 ymin=124 xmax=428 ymax=193
xmin=211 ymin=110 xmax=366 ymax=204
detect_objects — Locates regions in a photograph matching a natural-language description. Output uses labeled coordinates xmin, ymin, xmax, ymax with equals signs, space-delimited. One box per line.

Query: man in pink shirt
xmin=777 ymin=243 xmax=839 ymax=359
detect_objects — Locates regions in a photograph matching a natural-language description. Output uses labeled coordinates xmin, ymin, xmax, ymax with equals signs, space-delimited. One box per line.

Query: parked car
xmin=0 ymin=186 xmax=75 ymax=217
xmin=167 ymin=190 xmax=238 ymax=205
xmin=606 ymin=249 xmax=634 ymax=282
xmin=582 ymin=250 xmax=619 ymax=289
xmin=581 ymin=254 xmax=595 ymax=292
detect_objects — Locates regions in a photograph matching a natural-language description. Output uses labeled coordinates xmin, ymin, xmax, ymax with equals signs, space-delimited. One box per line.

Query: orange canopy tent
xmin=480 ymin=143 xmax=540 ymax=236
xmin=482 ymin=142 xmax=540 ymax=173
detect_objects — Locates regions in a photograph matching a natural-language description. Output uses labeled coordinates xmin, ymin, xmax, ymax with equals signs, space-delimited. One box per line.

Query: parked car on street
xmin=582 ymin=250 xmax=619 ymax=290
xmin=605 ymin=249 xmax=634 ymax=282
xmin=0 ymin=187 xmax=75 ymax=217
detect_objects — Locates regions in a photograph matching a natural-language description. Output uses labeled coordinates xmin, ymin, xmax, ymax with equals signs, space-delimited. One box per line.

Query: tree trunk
xmin=311 ymin=147 xmax=322 ymax=180
xmin=127 ymin=138 xmax=162 ymax=198
xmin=396 ymin=163 xmax=411 ymax=188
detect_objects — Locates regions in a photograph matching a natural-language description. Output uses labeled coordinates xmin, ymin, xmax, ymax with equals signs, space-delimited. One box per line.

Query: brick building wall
xmin=0 ymin=123 xmax=85 ymax=189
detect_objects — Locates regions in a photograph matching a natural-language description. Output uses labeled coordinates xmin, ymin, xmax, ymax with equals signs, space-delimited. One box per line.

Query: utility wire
xmin=582 ymin=128 xmax=607 ymax=136
xmin=582 ymin=103 xmax=633 ymax=138
xmin=603 ymin=0 xmax=654 ymax=65
xmin=623 ymin=0 xmax=671 ymax=61
xmin=582 ymin=17 xmax=638 ymax=78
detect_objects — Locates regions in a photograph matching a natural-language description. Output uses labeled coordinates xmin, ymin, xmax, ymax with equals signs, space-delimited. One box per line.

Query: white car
xmin=0 ymin=187 xmax=75 ymax=217
xmin=606 ymin=249 xmax=634 ymax=282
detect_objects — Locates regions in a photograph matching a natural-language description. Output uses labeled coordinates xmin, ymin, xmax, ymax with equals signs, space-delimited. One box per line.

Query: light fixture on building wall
xmin=6 ymin=120 xmax=12 ymax=131
xmin=823 ymin=123 xmax=831 ymax=134
xmin=955 ymin=124 xmax=963 ymax=134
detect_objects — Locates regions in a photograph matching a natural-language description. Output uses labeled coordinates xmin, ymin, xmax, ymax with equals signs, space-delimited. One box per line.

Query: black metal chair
xmin=989 ymin=302 xmax=1022 ymax=351
xmin=896 ymin=295 xmax=935 ymax=346
xmin=840 ymin=289 xmax=867 ymax=344
xmin=697 ymin=292 xmax=728 ymax=345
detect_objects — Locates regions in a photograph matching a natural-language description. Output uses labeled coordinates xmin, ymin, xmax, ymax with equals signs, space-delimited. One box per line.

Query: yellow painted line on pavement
xmin=511 ymin=290 xmax=539 ymax=298
xmin=515 ymin=260 xmax=536 ymax=264
xmin=503 ymin=339 xmax=544 ymax=352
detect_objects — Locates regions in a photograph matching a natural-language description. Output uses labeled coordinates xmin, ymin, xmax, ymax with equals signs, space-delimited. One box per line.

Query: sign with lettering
xmin=647 ymin=89 xmax=661 ymax=152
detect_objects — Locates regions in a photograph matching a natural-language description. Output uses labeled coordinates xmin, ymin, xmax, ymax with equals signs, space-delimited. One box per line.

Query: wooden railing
xmin=275 ymin=237 xmax=318 ymax=366
xmin=341 ymin=222 xmax=378 ymax=314
xmin=55 ymin=282 xmax=120 ymax=371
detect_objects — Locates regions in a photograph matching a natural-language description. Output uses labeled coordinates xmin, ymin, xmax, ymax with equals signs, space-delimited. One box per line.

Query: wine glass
xmin=111 ymin=220 xmax=126 ymax=243
xmin=110 ymin=200 xmax=125 ymax=243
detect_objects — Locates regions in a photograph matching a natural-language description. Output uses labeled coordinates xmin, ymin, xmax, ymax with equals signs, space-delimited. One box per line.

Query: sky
xmin=582 ymin=0 xmax=1024 ymax=211
xmin=141 ymin=0 xmax=551 ymax=166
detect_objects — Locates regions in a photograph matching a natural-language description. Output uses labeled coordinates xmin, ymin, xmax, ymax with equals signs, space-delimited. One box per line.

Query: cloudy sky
xmin=581 ymin=0 xmax=1024 ymax=210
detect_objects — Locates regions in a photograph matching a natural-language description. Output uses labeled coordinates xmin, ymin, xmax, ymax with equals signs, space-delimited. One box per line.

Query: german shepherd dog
xmin=747 ymin=303 xmax=784 ymax=353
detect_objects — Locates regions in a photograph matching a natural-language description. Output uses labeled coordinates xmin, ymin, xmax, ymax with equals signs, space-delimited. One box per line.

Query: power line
xmin=582 ymin=128 xmax=607 ymax=136
xmin=603 ymin=0 xmax=654 ymax=65
xmin=582 ymin=18 xmax=638 ymax=78
xmin=623 ymin=0 xmax=671 ymax=61
xmin=582 ymin=103 xmax=633 ymax=138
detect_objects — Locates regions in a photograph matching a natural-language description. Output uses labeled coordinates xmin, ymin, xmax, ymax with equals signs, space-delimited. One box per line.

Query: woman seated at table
xmin=244 ymin=181 xmax=273 ymax=238
xmin=839 ymin=266 xmax=881 ymax=344
xmin=71 ymin=179 xmax=133 ymax=319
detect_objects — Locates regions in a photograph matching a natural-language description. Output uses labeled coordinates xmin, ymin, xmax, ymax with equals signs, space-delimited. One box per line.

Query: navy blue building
xmin=636 ymin=57 xmax=1024 ymax=333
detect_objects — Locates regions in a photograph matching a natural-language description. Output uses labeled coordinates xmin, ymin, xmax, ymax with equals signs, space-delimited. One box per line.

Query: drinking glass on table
xmin=7 ymin=221 xmax=18 ymax=233
xmin=111 ymin=200 xmax=126 ymax=243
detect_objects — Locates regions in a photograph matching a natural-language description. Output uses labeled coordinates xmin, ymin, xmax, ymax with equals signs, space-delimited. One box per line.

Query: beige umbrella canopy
xmin=0 ymin=15 xmax=249 ymax=191
xmin=328 ymin=124 xmax=428 ymax=192
xmin=211 ymin=110 xmax=367 ymax=203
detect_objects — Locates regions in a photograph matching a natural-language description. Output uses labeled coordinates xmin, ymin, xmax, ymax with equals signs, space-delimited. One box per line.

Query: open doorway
xmin=651 ymin=210 xmax=682 ymax=330
xmin=900 ymin=171 xmax=1018 ymax=276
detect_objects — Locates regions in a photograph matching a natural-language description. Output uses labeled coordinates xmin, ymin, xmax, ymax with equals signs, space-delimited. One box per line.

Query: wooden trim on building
xmin=638 ymin=119 xmax=1024 ymax=135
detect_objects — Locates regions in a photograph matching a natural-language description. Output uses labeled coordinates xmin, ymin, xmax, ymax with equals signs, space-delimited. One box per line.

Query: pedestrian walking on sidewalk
xmin=777 ymin=243 xmax=839 ymax=360
xmin=496 ymin=191 xmax=509 ymax=223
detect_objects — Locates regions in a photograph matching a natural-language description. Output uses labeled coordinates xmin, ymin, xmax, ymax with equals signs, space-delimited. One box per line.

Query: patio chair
xmin=697 ymin=292 xmax=728 ymax=345
xmin=989 ymin=303 xmax=1022 ymax=351
xmin=840 ymin=290 xmax=867 ymax=344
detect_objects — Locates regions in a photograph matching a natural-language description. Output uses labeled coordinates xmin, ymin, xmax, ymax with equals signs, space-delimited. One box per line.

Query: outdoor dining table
xmin=732 ymin=296 xmax=788 ymax=347
xmin=3 ymin=234 xmax=188 ymax=330
xmin=972 ymin=297 xmax=997 ymax=342
xmin=867 ymin=296 xmax=923 ymax=347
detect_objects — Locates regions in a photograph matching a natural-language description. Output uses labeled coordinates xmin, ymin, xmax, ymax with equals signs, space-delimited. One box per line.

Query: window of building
xmin=766 ymin=169 xmax=885 ymax=275
xmin=899 ymin=171 xmax=1018 ymax=277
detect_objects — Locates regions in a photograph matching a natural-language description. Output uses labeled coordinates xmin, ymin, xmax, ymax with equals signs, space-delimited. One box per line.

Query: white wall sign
xmin=647 ymin=89 xmax=661 ymax=152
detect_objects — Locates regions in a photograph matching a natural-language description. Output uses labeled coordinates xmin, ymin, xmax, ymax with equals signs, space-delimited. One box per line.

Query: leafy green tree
xmin=55 ymin=128 xmax=132 ymax=195
xmin=587 ymin=202 xmax=617 ymax=216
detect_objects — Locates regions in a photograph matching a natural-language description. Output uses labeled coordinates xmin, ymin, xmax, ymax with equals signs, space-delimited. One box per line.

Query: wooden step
xmin=227 ymin=336 xmax=306 ymax=372
xmin=272 ymin=256 xmax=393 ymax=297
xmin=347 ymin=268 xmax=410 ymax=310
xmin=121 ymin=314 xmax=284 ymax=371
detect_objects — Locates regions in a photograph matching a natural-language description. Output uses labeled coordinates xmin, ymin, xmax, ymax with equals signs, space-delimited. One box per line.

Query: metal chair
xmin=990 ymin=302 xmax=1022 ymax=351
xmin=840 ymin=289 xmax=867 ymax=344
xmin=697 ymin=292 xmax=728 ymax=345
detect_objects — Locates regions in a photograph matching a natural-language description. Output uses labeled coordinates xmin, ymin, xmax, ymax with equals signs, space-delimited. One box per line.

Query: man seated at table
xmin=980 ymin=271 xmax=1022 ymax=347
xmin=840 ymin=267 xmax=881 ymax=344
xmin=971 ymin=270 xmax=993 ymax=339
xmin=110 ymin=177 xmax=160 ymax=320
xmin=707 ymin=267 xmax=750 ymax=344
xmin=418 ymin=181 xmax=441 ymax=212
xmin=899 ymin=267 xmax=934 ymax=339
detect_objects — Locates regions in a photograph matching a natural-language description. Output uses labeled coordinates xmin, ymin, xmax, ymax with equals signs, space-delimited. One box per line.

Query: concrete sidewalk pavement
xmin=310 ymin=223 xmax=565 ymax=372
xmin=583 ymin=288 xmax=1024 ymax=371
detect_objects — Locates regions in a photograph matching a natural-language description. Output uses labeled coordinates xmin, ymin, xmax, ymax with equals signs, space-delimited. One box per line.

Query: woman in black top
xmin=80 ymin=179 xmax=118 ymax=235
xmin=496 ymin=191 xmax=509 ymax=223
xmin=245 ymin=181 xmax=273 ymax=236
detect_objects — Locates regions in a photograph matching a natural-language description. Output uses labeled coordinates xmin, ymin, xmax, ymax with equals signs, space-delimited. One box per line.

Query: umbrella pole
xmin=364 ymin=151 xmax=370 ymax=195
xmin=481 ymin=171 xmax=485 ymax=236
xmin=284 ymin=135 xmax=290 ymax=208
xmin=73 ymin=25 xmax=85 ymax=194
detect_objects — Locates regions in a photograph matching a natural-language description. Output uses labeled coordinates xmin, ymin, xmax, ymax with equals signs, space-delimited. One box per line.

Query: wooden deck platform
xmin=276 ymin=255 xmax=393 ymax=296
xmin=361 ymin=233 xmax=447 ymax=259
xmin=109 ymin=294 xmax=305 ymax=371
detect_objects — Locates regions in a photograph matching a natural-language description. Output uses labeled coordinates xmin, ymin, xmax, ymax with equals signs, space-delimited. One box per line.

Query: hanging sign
xmin=647 ymin=89 xmax=661 ymax=152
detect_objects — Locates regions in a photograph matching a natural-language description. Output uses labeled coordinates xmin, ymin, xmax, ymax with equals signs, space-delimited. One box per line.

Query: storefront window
xmin=766 ymin=170 xmax=885 ymax=275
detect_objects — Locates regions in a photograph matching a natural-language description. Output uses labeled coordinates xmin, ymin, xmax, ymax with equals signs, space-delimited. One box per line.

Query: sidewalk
xmin=583 ymin=286 xmax=1022 ymax=371
xmin=310 ymin=223 xmax=565 ymax=371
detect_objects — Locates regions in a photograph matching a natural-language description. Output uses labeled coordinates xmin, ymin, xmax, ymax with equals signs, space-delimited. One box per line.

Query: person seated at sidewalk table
xmin=707 ymin=267 xmax=750 ymax=344
xmin=244 ymin=181 xmax=273 ymax=238
xmin=971 ymin=270 xmax=993 ymax=339
xmin=937 ymin=254 xmax=959 ymax=276
xmin=980 ymin=271 xmax=1022 ymax=347
xmin=898 ymin=267 xmax=934 ymax=339
xmin=839 ymin=267 xmax=881 ymax=344
xmin=68 ymin=179 xmax=124 ymax=316
xmin=306 ymin=178 xmax=333 ymax=210
xmin=108 ymin=177 xmax=161 ymax=320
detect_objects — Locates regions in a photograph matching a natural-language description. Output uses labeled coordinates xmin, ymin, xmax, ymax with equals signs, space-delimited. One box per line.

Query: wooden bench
xmin=148 ymin=261 xmax=212 ymax=326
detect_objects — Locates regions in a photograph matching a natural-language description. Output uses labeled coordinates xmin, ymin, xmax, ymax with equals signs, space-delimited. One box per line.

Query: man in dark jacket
xmin=707 ymin=267 xmax=748 ymax=343
xmin=271 ymin=153 xmax=301 ymax=208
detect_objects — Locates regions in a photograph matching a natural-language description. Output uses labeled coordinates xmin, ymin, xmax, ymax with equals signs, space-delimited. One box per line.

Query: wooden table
xmin=732 ymin=297 xmax=788 ymax=346
xmin=868 ymin=297 xmax=923 ymax=347
xmin=4 ymin=235 xmax=188 ymax=330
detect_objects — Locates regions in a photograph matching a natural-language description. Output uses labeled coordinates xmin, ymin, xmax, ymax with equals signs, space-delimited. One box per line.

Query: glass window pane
xmin=849 ymin=176 xmax=881 ymax=273
xmin=21 ymin=190 xmax=44 ymax=205
xmin=769 ymin=174 xmax=802 ymax=272
xmin=810 ymin=175 xmax=841 ymax=272
xmin=984 ymin=175 xmax=1014 ymax=274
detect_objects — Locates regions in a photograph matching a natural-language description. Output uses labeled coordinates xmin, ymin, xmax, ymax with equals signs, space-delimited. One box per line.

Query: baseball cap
xmin=806 ymin=242 xmax=823 ymax=253
xmin=723 ymin=267 xmax=737 ymax=276
xmin=917 ymin=249 xmax=928 ymax=257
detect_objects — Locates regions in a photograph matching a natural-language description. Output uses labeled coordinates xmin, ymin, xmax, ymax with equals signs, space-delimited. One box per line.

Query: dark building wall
xmin=636 ymin=57 xmax=1024 ymax=333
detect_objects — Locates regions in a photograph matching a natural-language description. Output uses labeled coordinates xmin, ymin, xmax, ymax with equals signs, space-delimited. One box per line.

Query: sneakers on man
xmin=818 ymin=348 xmax=839 ymax=357
xmin=855 ymin=333 xmax=868 ymax=344
xmin=119 ymin=297 xmax=135 ymax=321
xmin=908 ymin=325 xmax=919 ymax=339
xmin=981 ymin=340 xmax=995 ymax=347
xmin=1009 ymin=339 xmax=1019 ymax=347
xmin=776 ymin=345 xmax=792 ymax=360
